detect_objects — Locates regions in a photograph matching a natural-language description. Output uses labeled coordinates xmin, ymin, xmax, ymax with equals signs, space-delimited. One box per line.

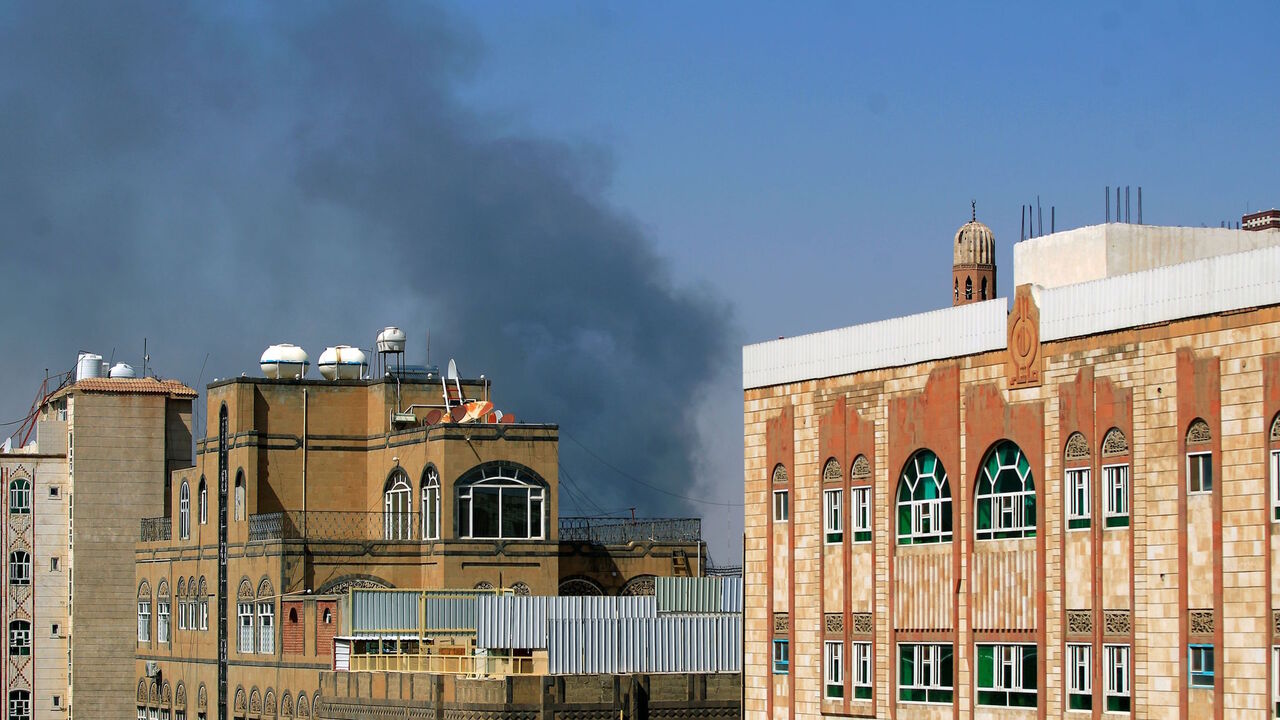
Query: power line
xmin=561 ymin=431 xmax=743 ymax=508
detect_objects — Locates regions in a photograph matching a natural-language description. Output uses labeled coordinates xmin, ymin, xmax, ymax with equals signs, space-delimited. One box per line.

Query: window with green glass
xmin=1104 ymin=464 xmax=1130 ymax=528
xmin=852 ymin=641 xmax=872 ymax=699
xmin=1105 ymin=644 xmax=1130 ymax=713
xmin=975 ymin=643 xmax=1036 ymax=707
xmin=1065 ymin=468 xmax=1090 ymax=530
xmin=824 ymin=641 xmax=844 ymax=698
xmin=850 ymin=487 xmax=871 ymax=543
xmin=975 ymin=441 xmax=1036 ymax=540
xmin=896 ymin=450 xmax=951 ymax=545
xmin=898 ymin=643 xmax=952 ymax=703
xmin=824 ymin=489 xmax=843 ymax=544
xmin=1067 ymin=643 xmax=1091 ymax=711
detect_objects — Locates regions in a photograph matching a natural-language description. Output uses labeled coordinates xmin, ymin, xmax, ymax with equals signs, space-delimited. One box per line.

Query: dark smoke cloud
xmin=0 ymin=2 xmax=737 ymax=560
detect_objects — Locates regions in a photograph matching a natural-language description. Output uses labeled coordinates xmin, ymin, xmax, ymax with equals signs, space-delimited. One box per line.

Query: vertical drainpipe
xmin=302 ymin=389 xmax=308 ymax=540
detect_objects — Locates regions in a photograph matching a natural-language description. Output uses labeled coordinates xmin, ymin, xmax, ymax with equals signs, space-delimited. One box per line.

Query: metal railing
xmin=558 ymin=516 xmax=702 ymax=545
xmin=249 ymin=511 xmax=423 ymax=542
xmin=140 ymin=516 xmax=171 ymax=542
xmin=349 ymin=651 xmax=546 ymax=676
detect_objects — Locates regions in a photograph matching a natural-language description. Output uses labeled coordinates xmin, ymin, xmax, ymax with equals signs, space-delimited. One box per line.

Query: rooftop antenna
xmin=1138 ymin=186 xmax=1143 ymax=224
xmin=1021 ymin=205 xmax=1026 ymax=241
xmin=1037 ymin=195 xmax=1043 ymax=237
xmin=1106 ymin=185 xmax=1110 ymax=222
xmin=1125 ymin=186 xmax=1131 ymax=224
xmin=143 ymin=338 xmax=150 ymax=377
xmin=971 ymin=199 xmax=976 ymax=222
xmin=1051 ymin=206 xmax=1055 ymax=234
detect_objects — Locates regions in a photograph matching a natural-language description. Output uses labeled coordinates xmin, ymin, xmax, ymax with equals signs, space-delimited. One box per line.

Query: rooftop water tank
xmin=109 ymin=363 xmax=136 ymax=379
xmin=376 ymin=326 xmax=407 ymax=354
xmin=76 ymin=353 xmax=104 ymax=381
xmin=260 ymin=344 xmax=309 ymax=379
xmin=318 ymin=345 xmax=367 ymax=380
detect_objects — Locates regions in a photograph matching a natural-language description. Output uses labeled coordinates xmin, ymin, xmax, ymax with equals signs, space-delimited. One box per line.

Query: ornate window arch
xmin=896 ymin=449 xmax=952 ymax=544
xmin=1102 ymin=428 xmax=1129 ymax=457
xmin=620 ymin=575 xmax=656 ymax=596
xmin=510 ymin=581 xmax=531 ymax=596
xmin=197 ymin=684 xmax=207 ymax=711
xmin=234 ymin=687 xmax=246 ymax=717
xmin=175 ymin=682 xmax=186 ymax=711
xmin=421 ymin=465 xmax=441 ymax=541
xmin=264 ymin=689 xmax=276 ymax=718
xmin=138 ymin=580 xmax=153 ymax=643
xmin=296 ymin=692 xmax=309 ymax=718
xmin=1187 ymin=418 xmax=1213 ymax=494
xmin=975 ymin=441 xmax=1036 ymax=540
xmin=559 ymin=577 xmax=604 ymax=596
xmin=156 ymin=579 xmax=171 ymax=644
xmin=1271 ymin=413 xmax=1280 ymax=523
xmin=8 ymin=550 xmax=30 ymax=586
xmin=1063 ymin=432 xmax=1091 ymax=530
xmin=249 ymin=687 xmax=261 ymax=717
xmin=455 ymin=462 xmax=548 ymax=540
xmin=851 ymin=454 xmax=871 ymax=480
xmin=8 ymin=478 xmax=30 ymax=514
xmin=1100 ymin=428 xmax=1131 ymax=527
xmin=280 ymin=691 xmax=293 ymax=719
xmin=139 ymin=680 xmax=149 ymax=704
xmin=257 ymin=578 xmax=276 ymax=655
xmin=179 ymin=480 xmax=190 ymax=540
xmin=176 ymin=578 xmax=187 ymax=631
xmin=198 ymin=576 xmax=209 ymax=631
xmin=384 ymin=468 xmax=413 ymax=540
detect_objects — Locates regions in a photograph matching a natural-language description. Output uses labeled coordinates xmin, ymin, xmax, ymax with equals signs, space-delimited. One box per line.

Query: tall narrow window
xmin=237 ymin=603 xmax=254 ymax=654
xmin=422 ymin=467 xmax=440 ymax=541
xmin=1065 ymin=468 xmax=1090 ymax=530
xmin=1189 ymin=644 xmax=1214 ymax=687
xmin=773 ymin=639 xmax=790 ymax=675
xmin=257 ymin=601 xmax=275 ymax=655
xmin=850 ymin=486 xmax=871 ymax=543
xmin=8 ymin=690 xmax=29 ymax=720
xmin=383 ymin=469 xmax=413 ymax=540
xmin=234 ymin=472 xmax=245 ymax=522
xmin=824 ymin=641 xmax=844 ymax=698
xmin=179 ymin=481 xmax=190 ymax=540
xmin=8 ymin=621 xmax=30 ymax=657
xmin=1066 ymin=643 xmax=1091 ymax=710
xmin=773 ymin=490 xmax=789 ymax=523
xmin=824 ymin=489 xmax=843 ymax=544
xmin=199 ymin=577 xmax=209 ymax=631
xmin=157 ymin=600 xmax=170 ymax=644
xmin=8 ymin=479 xmax=30 ymax=514
xmin=975 ymin=643 xmax=1036 ymax=707
xmin=8 ymin=551 xmax=29 ymax=586
xmin=1272 ymin=645 xmax=1280 ymax=718
xmin=1105 ymin=644 xmax=1131 ymax=712
xmin=898 ymin=643 xmax=953 ymax=703
xmin=138 ymin=582 xmax=152 ymax=643
xmin=852 ymin=641 xmax=872 ymax=699
xmin=1188 ymin=453 xmax=1212 ymax=494
xmin=897 ymin=450 xmax=951 ymax=544
xmin=975 ymin=441 xmax=1036 ymax=540
xmin=1272 ymin=451 xmax=1280 ymax=522
xmin=964 ymin=277 xmax=972 ymax=299
xmin=1104 ymin=464 xmax=1130 ymax=527
xmin=198 ymin=478 xmax=207 ymax=525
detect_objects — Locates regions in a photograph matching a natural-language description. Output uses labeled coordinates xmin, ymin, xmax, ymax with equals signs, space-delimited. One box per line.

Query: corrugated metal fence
xmin=547 ymin=615 xmax=740 ymax=675
xmin=350 ymin=589 xmax=488 ymax=635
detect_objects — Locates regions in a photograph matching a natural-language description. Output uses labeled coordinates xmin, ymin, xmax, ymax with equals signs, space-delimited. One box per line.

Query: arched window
xmin=384 ymin=469 xmax=413 ymax=540
xmin=455 ymin=462 xmax=547 ymax=540
xmin=965 ymin=276 xmax=973 ymax=299
xmin=198 ymin=478 xmax=207 ymax=525
xmin=975 ymin=441 xmax=1036 ymax=540
xmin=178 ymin=481 xmax=190 ymax=540
xmin=157 ymin=580 xmax=171 ymax=644
xmin=8 ymin=620 xmax=30 ymax=656
xmin=198 ymin=577 xmax=209 ymax=631
xmin=1186 ymin=419 xmax=1212 ymax=494
xmin=237 ymin=579 xmax=255 ymax=653
xmin=980 ymin=276 xmax=988 ymax=300
xmin=8 ymin=551 xmax=30 ymax=586
xmin=8 ymin=690 xmax=29 ymax=720
xmin=954 ymin=279 xmax=959 ymax=301
xmin=234 ymin=471 xmax=245 ymax=522
xmin=138 ymin=581 xmax=152 ymax=643
xmin=8 ymin=479 xmax=30 ymax=514
xmin=422 ymin=466 xmax=441 ymax=541
xmin=257 ymin=579 xmax=275 ymax=655
xmin=896 ymin=450 xmax=952 ymax=544
xmin=322 ymin=608 xmax=331 ymax=624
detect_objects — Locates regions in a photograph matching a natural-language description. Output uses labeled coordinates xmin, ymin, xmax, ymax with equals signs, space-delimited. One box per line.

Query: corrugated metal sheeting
xmin=1039 ymin=244 xmax=1280 ymax=342
xmin=742 ymin=299 xmax=1006 ymax=389
xmin=547 ymin=615 xmax=740 ymax=675
xmin=476 ymin=596 xmax=658 ymax=649
xmin=655 ymin=577 xmax=742 ymax=614
xmin=350 ymin=589 xmax=487 ymax=634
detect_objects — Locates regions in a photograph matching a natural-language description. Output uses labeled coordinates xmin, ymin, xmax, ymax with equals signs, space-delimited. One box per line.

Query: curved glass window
xmin=178 ymin=481 xmax=190 ymax=540
xmin=422 ymin=467 xmax=440 ymax=541
xmin=8 ymin=551 xmax=29 ymax=586
xmin=456 ymin=463 xmax=546 ymax=540
xmin=975 ymin=441 xmax=1036 ymax=540
xmin=8 ymin=479 xmax=29 ymax=515
xmin=383 ymin=470 xmax=412 ymax=540
xmin=896 ymin=450 xmax=951 ymax=544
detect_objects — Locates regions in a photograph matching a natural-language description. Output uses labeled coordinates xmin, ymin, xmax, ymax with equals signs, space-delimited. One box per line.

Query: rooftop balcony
xmin=558 ymin=516 xmax=701 ymax=545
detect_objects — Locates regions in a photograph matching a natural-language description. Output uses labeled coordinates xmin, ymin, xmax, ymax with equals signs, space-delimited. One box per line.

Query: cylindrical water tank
xmin=376 ymin=326 xmax=407 ymax=354
xmin=109 ymin=363 xmax=136 ymax=379
xmin=318 ymin=345 xmax=367 ymax=380
xmin=76 ymin=353 xmax=104 ymax=381
xmin=260 ymin=344 xmax=310 ymax=379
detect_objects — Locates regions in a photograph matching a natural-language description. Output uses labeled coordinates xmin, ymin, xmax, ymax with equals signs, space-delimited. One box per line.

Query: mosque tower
xmin=952 ymin=201 xmax=996 ymax=305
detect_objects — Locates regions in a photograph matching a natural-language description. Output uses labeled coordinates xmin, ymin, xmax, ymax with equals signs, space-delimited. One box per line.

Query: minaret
xmin=952 ymin=201 xmax=996 ymax=305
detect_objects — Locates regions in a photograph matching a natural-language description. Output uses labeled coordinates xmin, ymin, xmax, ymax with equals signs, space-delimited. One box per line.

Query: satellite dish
xmin=463 ymin=401 xmax=494 ymax=423
xmin=449 ymin=405 xmax=468 ymax=423
xmin=492 ymin=409 xmax=503 ymax=423
xmin=446 ymin=359 xmax=458 ymax=380
xmin=424 ymin=408 xmax=443 ymax=425
xmin=499 ymin=413 xmax=515 ymax=424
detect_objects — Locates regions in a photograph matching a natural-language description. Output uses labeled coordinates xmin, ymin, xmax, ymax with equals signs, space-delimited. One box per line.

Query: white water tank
xmin=376 ymin=326 xmax=407 ymax=354
xmin=76 ymin=353 xmax=104 ymax=381
xmin=109 ymin=363 xmax=136 ymax=379
xmin=260 ymin=344 xmax=310 ymax=379
xmin=318 ymin=345 xmax=367 ymax=380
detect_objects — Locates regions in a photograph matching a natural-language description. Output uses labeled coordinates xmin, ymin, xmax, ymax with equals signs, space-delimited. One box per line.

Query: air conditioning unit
xmin=145 ymin=661 xmax=160 ymax=678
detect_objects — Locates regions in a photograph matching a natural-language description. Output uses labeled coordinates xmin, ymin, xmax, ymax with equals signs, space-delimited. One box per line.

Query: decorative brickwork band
xmin=825 ymin=613 xmax=843 ymax=634
xmin=774 ymin=612 xmax=789 ymax=633
xmin=1066 ymin=610 xmax=1092 ymax=636
xmin=1102 ymin=428 xmax=1129 ymax=457
xmin=1064 ymin=432 xmax=1090 ymax=460
xmin=1103 ymin=610 xmax=1131 ymax=636
xmin=1189 ymin=610 xmax=1214 ymax=636
xmin=852 ymin=612 xmax=873 ymax=635
xmin=1187 ymin=419 xmax=1212 ymax=445
xmin=851 ymin=455 xmax=871 ymax=480
xmin=823 ymin=458 xmax=842 ymax=483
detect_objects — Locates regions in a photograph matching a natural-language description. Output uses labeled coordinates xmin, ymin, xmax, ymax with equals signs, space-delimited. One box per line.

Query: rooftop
xmin=51 ymin=376 xmax=197 ymax=400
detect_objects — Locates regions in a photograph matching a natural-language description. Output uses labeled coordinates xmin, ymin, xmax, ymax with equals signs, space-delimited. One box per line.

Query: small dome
xmin=954 ymin=218 xmax=995 ymax=266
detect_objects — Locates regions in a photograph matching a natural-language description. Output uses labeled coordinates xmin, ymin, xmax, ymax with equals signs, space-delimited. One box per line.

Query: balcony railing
xmin=558 ymin=516 xmax=702 ymax=545
xmin=141 ymin=516 xmax=171 ymax=542
xmin=249 ymin=511 xmax=422 ymax=542
xmin=348 ymin=650 xmax=546 ymax=676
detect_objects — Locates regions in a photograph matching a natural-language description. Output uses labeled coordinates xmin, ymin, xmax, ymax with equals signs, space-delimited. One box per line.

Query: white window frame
xmin=422 ymin=467 xmax=441 ymax=541
xmin=157 ymin=600 xmax=170 ymax=644
xmin=179 ymin=481 xmax=190 ymax=540
xmin=178 ymin=600 xmax=186 ymax=631
xmin=1104 ymin=644 xmax=1130 ymax=712
xmin=852 ymin=641 xmax=872 ymax=698
xmin=9 ymin=551 xmax=30 ymax=586
xmin=1187 ymin=452 xmax=1212 ymax=495
xmin=824 ymin=640 xmax=844 ymax=699
xmin=257 ymin=601 xmax=275 ymax=654
xmin=824 ymin=489 xmax=843 ymax=544
xmin=975 ymin=444 xmax=1035 ymax=540
xmin=897 ymin=451 xmax=952 ymax=545
xmin=384 ymin=471 xmax=413 ymax=540
xmin=199 ymin=480 xmax=208 ymax=525
xmin=773 ymin=490 xmax=789 ymax=523
xmin=898 ymin=643 xmax=953 ymax=704
xmin=238 ymin=602 xmax=254 ymax=653
xmin=1066 ymin=643 xmax=1091 ymax=711
xmin=976 ymin=643 xmax=1036 ymax=706
xmin=1065 ymin=468 xmax=1090 ymax=529
xmin=200 ymin=597 xmax=209 ymax=631
xmin=1104 ymin=463 xmax=1130 ymax=524
xmin=1271 ymin=451 xmax=1280 ymax=523
xmin=456 ymin=466 xmax=548 ymax=540
xmin=850 ymin=486 xmax=871 ymax=543
xmin=138 ymin=601 xmax=151 ymax=643
xmin=8 ymin=479 xmax=30 ymax=514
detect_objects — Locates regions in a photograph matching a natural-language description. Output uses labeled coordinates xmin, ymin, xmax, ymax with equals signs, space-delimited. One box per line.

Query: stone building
xmin=135 ymin=347 xmax=708 ymax=720
xmin=1 ymin=373 xmax=195 ymax=720
xmin=743 ymin=212 xmax=1280 ymax=719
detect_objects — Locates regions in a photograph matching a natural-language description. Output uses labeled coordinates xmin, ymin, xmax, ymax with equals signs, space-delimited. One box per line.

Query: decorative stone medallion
xmin=1102 ymin=428 xmax=1129 ymax=457
xmin=1006 ymin=284 xmax=1042 ymax=389
xmin=1064 ymin=433 xmax=1090 ymax=461
xmin=851 ymin=455 xmax=871 ymax=480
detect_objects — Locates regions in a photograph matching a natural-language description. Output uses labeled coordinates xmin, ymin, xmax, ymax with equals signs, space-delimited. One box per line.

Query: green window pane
xmin=928 ymin=689 xmax=952 ymax=703
xmin=1107 ymin=696 xmax=1130 ymax=713
xmin=1010 ymin=691 xmax=1036 ymax=708
xmin=1068 ymin=518 xmax=1090 ymax=529
xmin=854 ymin=531 xmax=871 ymax=543
xmin=1069 ymin=693 xmax=1092 ymax=710
xmin=900 ymin=648 xmax=914 ymax=686
xmin=977 ymin=690 xmax=1004 ymax=706
xmin=977 ymin=645 xmax=994 ymax=688
xmin=976 ymin=498 xmax=992 ymax=530
xmin=1021 ymin=647 xmax=1037 ymax=689
xmin=1105 ymin=515 xmax=1129 ymax=528
xmin=898 ymin=506 xmax=911 ymax=538
xmin=853 ymin=686 xmax=871 ymax=700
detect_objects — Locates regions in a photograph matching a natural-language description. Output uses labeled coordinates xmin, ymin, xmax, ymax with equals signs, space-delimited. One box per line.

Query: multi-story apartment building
xmin=743 ymin=213 xmax=1280 ymax=719
xmin=135 ymin=337 xmax=708 ymax=720
xmin=1 ymin=370 xmax=195 ymax=720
